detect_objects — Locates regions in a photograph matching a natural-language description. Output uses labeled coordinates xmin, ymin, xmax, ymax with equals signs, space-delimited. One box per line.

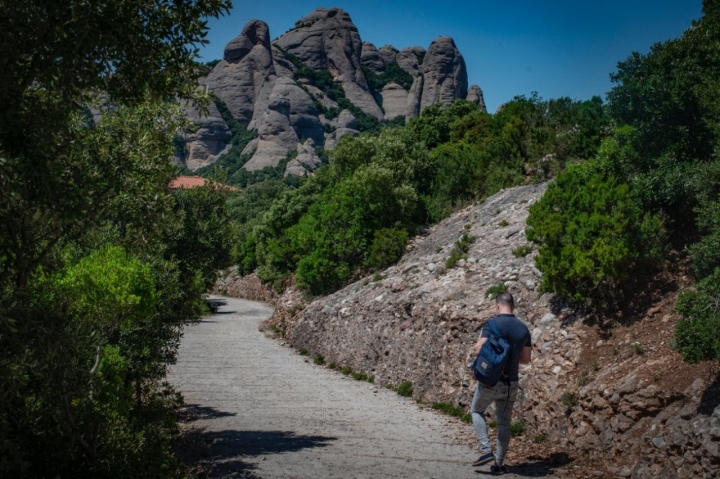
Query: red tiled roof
xmin=169 ymin=176 xmax=207 ymax=189
xmin=169 ymin=176 xmax=240 ymax=192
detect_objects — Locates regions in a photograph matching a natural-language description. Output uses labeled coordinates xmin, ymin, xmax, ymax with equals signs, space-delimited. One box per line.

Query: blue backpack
xmin=472 ymin=319 xmax=511 ymax=387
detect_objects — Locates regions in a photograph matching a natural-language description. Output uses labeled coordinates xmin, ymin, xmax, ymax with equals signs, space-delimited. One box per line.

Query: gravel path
xmin=169 ymin=296 xmax=523 ymax=479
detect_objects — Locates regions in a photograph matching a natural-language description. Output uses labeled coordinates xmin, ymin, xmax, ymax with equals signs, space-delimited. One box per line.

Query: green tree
xmin=290 ymin=164 xmax=415 ymax=294
xmin=675 ymin=268 xmax=720 ymax=363
xmin=368 ymin=227 xmax=410 ymax=270
xmin=526 ymin=163 xmax=665 ymax=305
xmin=0 ymin=1 xmax=231 ymax=474
xmin=166 ymin=185 xmax=234 ymax=291
xmin=39 ymin=247 xmax=160 ymax=468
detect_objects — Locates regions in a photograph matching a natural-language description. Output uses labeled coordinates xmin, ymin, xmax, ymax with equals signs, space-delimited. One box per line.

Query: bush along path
xmin=168 ymin=296 xmax=527 ymax=478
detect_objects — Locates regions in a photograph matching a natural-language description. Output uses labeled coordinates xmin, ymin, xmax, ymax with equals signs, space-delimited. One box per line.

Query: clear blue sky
xmin=200 ymin=1 xmax=703 ymax=113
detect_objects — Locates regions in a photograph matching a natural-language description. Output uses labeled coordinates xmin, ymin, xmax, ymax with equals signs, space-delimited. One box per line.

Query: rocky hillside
xmin=217 ymin=183 xmax=719 ymax=478
xmin=179 ymin=7 xmax=485 ymax=173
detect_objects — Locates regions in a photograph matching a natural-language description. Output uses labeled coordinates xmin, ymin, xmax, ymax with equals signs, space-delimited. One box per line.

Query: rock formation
xmin=275 ymin=8 xmax=383 ymax=120
xmin=466 ymin=84 xmax=487 ymax=113
xmin=204 ymin=20 xmax=275 ymax=125
xmin=179 ymin=100 xmax=232 ymax=170
xmin=360 ymin=42 xmax=385 ymax=72
xmin=285 ymin=138 xmax=323 ymax=177
xmin=242 ymin=77 xmax=323 ymax=171
xmin=397 ymin=46 xmax=425 ymax=77
xmin=182 ymin=8 xmax=484 ymax=175
xmin=420 ymin=36 xmax=468 ymax=111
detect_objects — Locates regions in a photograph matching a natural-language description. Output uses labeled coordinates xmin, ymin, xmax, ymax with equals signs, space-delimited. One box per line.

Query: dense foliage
xmin=415 ymin=95 xmax=609 ymax=222
xmin=524 ymin=0 xmax=720 ymax=362
xmin=230 ymin=94 xmax=609 ymax=296
xmin=362 ymin=62 xmax=416 ymax=93
xmin=526 ymin=163 xmax=664 ymax=304
xmin=0 ymin=1 xmax=234 ymax=476
xmin=675 ymin=269 xmax=720 ymax=363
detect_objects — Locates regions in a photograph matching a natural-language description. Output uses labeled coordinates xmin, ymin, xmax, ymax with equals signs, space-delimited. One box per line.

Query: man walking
xmin=470 ymin=292 xmax=532 ymax=474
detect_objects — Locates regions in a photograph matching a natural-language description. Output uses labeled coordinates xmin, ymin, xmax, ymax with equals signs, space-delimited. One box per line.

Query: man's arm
xmin=472 ymin=336 xmax=487 ymax=356
xmin=519 ymin=346 xmax=532 ymax=364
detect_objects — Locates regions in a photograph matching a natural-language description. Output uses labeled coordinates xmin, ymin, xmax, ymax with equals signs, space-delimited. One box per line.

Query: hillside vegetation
xmin=0 ymin=1 xmax=235 ymax=477
xmin=230 ymin=95 xmax=608 ymax=294
xmin=526 ymin=0 xmax=720 ymax=364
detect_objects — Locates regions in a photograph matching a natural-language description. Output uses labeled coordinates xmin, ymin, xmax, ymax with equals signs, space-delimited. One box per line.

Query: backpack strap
xmin=488 ymin=319 xmax=501 ymax=338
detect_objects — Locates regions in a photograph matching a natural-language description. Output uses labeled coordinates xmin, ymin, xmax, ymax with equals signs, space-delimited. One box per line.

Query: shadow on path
xmin=475 ymin=453 xmax=573 ymax=477
xmin=202 ymin=429 xmax=336 ymax=458
xmin=176 ymin=426 xmax=262 ymax=479
xmin=178 ymin=405 xmax=335 ymax=478
xmin=195 ymin=429 xmax=336 ymax=478
xmin=180 ymin=404 xmax=238 ymax=422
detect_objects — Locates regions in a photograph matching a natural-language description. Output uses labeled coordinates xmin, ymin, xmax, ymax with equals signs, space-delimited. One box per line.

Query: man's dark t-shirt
xmin=480 ymin=313 xmax=531 ymax=382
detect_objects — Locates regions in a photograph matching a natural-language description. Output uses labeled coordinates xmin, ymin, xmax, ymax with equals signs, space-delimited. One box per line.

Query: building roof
xmin=169 ymin=175 xmax=240 ymax=192
xmin=169 ymin=176 xmax=207 ymax=189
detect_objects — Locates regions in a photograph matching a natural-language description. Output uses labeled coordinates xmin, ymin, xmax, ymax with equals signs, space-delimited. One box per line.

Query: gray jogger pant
xmin=470 ymin=381 xmax=519 ymax=466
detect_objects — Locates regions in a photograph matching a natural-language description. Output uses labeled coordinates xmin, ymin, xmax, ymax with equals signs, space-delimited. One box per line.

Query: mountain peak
xmin=181 ymin=8 xmax=484 ymax=176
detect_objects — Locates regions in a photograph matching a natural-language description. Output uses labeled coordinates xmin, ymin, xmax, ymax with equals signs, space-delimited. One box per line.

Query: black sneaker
xmin=471 ymin=452 xmax=495 ymax=466
xmin=490 ymin=464 xmax=509 ymax=475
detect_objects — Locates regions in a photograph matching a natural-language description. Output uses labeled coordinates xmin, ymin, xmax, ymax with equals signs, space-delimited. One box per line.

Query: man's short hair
xmin=495 ymin=292 xmax=514 ymax=310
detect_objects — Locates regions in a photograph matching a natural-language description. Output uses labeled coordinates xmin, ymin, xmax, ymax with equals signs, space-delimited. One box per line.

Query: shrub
xmin=674 ymin=268 xmax=720 ymax=363
xmin=396 ymin=381 xmax=413 ymax=397
xmin=457 ymin=233 xmax=477 ymax=252
xmin=341 ymin=365 xmax=352 ymax=375
xmin=512 ymin=244 xmax=533 ymax=257
xmin=533 ymin=433 xmax=547 ymax=443
xmin=362 ymin=62 xmax=414 ymax=93
xmin=561 ymin=391 xmax=577 ymax=409
xmin=526 ymin=163 xmax=665 ymax=305
xmin=631 ymin=342 xmax=644 ymax=355
xmin=499 ymin=219 xmax=509 ymax=227
xmin=368 ymin=227 xmax=409 ymax=270
xmin=445 ymin=233 xmax=477 ymax=268
xmin=351 ymin=371 xmax=368 ymax=381
xmin=313 ymin=353 xmax=325 ymax=365
xmin=431 ymin=402 xmax=473 ymax=423
xmin=445 ymin=249 xmax=464 ymax=269
xmin=485 ymin=282 xmax=507 ymax=298
xmin=510 ymin=422 xmax=526 ymax=437
xmin=299 ymin=348 xmax=309 ymax=356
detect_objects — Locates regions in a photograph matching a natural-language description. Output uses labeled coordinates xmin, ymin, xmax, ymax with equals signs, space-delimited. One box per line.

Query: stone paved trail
xmin=169 ymin=296 xmax=525 ymax=479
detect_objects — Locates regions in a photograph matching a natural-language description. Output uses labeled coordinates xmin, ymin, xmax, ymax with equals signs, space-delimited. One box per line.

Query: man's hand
xmin=472 ymin=336 xmax=487 ymax=356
